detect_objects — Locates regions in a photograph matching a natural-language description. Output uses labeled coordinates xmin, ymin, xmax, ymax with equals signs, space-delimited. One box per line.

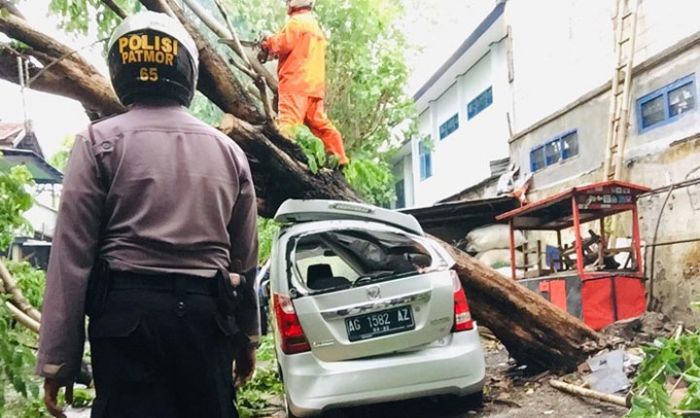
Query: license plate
xmin=345 ymin=306 xmax=415 ymax=342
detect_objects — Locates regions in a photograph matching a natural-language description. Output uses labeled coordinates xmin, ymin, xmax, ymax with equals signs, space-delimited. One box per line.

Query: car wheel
xmin=444 ymin=390 xmax=484 ymax=411
xmin=461 ymin=389 xmax=484 ymax=407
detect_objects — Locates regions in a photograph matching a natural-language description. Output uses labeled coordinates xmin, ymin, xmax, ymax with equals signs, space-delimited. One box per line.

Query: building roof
xmin=401 ymin=195 xmax=518 ymax=242
xmin=496 ymin=181 xmax=652 ymax=230
xmin=0 ymin=121 xmax=45 ymax=157
xmin=413 ymin=1 xmax=506 ymax=102
xmin=0 ymin=147 xmax=63 ymax=184
xmin=0 ymin=122 xmax=24 ymax=145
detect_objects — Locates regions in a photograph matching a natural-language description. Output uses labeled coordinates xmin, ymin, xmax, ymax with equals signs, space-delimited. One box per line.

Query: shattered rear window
xmin=290 ymin=229 xmax=434 ymax=293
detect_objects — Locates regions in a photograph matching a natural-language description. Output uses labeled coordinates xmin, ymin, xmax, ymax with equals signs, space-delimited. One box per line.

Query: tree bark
xmin=0 ymin=5 xmax=602 ymax=372
xmin=440 ymin=242 xmax=600 ymax=372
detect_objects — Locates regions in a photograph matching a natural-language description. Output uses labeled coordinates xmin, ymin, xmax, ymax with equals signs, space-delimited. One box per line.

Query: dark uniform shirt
xmin=37 ymin=103 xmax=259 ymax=381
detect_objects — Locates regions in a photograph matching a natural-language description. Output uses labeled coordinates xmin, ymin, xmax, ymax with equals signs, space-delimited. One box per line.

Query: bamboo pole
xmin=549 ymin=379 xmax=628 ymax=407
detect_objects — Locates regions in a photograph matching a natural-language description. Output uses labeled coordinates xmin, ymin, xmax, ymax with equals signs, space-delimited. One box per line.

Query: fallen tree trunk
xmin=440 ymin=242 xmax=600 ymax=371
xmin=0 ymin=3 xmax=602 ymax=372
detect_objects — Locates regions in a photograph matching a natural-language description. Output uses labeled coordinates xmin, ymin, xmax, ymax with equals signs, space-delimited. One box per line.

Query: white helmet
xmin=286 ymin=0 xmax=315 ymax=9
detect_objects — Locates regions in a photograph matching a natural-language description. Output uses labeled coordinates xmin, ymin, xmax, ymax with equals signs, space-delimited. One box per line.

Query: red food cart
xmin=496 ymin=181 xmax=651 ymax=330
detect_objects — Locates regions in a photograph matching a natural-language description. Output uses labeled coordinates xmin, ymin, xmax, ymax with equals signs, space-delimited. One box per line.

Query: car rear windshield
xmin=290 ymin=229 xmax=434 ymax=294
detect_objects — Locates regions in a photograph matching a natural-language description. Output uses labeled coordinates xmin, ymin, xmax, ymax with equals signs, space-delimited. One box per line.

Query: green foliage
xmin=71 ymin=387 xmax=95 ymax=408
xmin=257 ymin=217 xmax=280 ymax=264
xmin=626 ymin=329 xmax=700 ymax=417
xmin=221 ymin=0 xmax=414 ymax=204
xmin=343 ymin=155 xmax=395 ymax=206
xmin=237 ymin=334 xmax=283 ymax=418
xmin=5 ymin=261 xmax=45 ymax=310
xmin=0 ymin=165 xmax=34 ymax=251
xmin=0 ymin=163 xmax=42 ymax=417
xmin=0 ymin=302 xmax=41 ymax=417
xmin=189 ymin=91 xmax=225 ymax=126
xmin=48 ymin=135 xmax=75 ymax=172
xmin=46 ymin=0 xmax=141 ymax=38
xmin=292 ymin=125 xmax=327 ymax=173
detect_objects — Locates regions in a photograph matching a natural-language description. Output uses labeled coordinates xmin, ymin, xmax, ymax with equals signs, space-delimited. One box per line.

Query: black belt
xmin=110 ymin=271 xmax=218 ymax=296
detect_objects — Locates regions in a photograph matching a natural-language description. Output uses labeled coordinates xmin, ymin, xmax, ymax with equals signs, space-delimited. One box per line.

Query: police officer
xmin=37 ymin=11 xmax=259 ymax=418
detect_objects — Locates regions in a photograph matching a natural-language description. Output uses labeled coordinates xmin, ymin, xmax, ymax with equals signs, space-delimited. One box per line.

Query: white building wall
xmin=507 ymin=0 xmax=700 ymax=134
xmin=412 ymin=52 xmax=510 ymax=206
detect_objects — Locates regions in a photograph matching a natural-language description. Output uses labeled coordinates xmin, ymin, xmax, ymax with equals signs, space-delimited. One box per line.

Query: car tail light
xmin=451 ymin=270 xmax=474 ymax=332
xmin=273 ymin=293 xmax=311 ymax=354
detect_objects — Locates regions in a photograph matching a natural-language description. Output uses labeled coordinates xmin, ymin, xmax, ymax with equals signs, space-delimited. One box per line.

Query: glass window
xmin=395 ymin=180 xmax=405 ymax=209
xmin=545 ymin=140 xmax=561 ymax=165
xmin=467 ymin=87 xmax=494 ymax=120
xmin=668 ymin=82 xmax=696 ymax=117
xmin=637 ymin=74 xmax=696 ymax=132
xmin=530 ymin=146 xmax=545 ymax=172
xmin=439 ymin=114 xmax=459 ymax=140
xmin=640 ymin=95 xmax=666 ymax=128
xmin=419 ymin=141 xmax=432 ymax=180
xmin=561 ymin=131 xmax=579 ymax=159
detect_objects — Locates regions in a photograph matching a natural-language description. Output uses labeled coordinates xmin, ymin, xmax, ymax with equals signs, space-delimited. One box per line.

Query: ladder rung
xmin=617 ymin=62 xmax=628 ymax=70
xmin=621 ymin=11 xmax=634 ymax=20
xmin=615 ymin=89 xmax=625 ymax=96
xmin=619 ymin=37 xmax=631 ymax=45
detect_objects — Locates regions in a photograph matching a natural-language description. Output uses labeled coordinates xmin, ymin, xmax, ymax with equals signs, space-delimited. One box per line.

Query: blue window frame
xmin=467 ymin=87 xmax=493 ymax=120
xmin=419 ymin=141 xmax=432 ymax=180
xmin=439 ymin=114 xmax=459 ymax=140
xmin=530 ymin=146 xmax=545 ymax=172
xmin=530 ymin=130 xmax=579 ymax=172
xmin=637 ymin=74 xmax=696 ymax=132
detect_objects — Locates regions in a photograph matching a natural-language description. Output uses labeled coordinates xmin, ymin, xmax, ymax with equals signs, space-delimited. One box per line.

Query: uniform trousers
xmin=88 ymin=273 xmax=239 ymax=418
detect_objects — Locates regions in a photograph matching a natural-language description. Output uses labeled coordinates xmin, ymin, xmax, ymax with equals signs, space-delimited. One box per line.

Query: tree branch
xmin=179 ymin=0 xmax=278 ymax=94
xmin=213 ymin=0 xmax=275 ymax=123
xmin=6 ymin=301 xmax=40 ymax=333
xmin=0 ymin=13 xmax=125 ymax=117
xmin=100 ymin=0 xmax=128 ymax=19
xmin=140 ymin=0 xmax=263 ymax=122
xmin=0 ymin=0 xmax=24 ymax=19
xmin=0 ymin=259 xmax=41 ymax=323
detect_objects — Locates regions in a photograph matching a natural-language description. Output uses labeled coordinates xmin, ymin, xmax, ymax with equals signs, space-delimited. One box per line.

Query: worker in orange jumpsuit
xmin=260 ymin=0 xmax=348 ymax=167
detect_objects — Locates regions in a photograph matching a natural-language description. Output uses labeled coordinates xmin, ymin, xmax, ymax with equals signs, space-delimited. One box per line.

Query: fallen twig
xmin=0 ymin=258 xmax=41 ymax=323
xmin=5 ymin=301 xmax=40 ymax=333
xmin=549 ymin=379 xmax=628 ymax=407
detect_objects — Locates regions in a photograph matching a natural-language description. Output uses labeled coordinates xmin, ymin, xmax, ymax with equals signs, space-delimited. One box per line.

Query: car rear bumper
xmin=281 ymin=328 xmax=486 ymax=417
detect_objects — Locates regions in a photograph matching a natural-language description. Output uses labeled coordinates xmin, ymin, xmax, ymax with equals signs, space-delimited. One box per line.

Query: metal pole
xmin=571 ymin=197 xmax=585 ymax=274
xmin=632 ymin=205 xmax=643 ymax=274
xmin=509 ymin=220 xmax=517 ymax=280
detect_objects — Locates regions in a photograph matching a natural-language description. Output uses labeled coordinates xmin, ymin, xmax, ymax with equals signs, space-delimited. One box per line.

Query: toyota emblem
xmin=366 ymin=285 xmax=381 ymax=300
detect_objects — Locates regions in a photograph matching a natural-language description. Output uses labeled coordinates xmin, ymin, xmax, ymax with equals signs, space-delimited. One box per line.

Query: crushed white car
xmin=268 ymin=200 xmax=486 ymax=417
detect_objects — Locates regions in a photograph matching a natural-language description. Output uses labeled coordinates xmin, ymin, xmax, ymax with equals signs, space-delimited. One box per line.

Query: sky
xmin=0 ymin=0 xmax=495 ymax=159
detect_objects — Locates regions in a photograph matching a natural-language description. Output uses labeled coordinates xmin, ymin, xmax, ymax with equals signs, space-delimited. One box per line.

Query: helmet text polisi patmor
xmin=107 ymin=11 xmax=199 ymax=107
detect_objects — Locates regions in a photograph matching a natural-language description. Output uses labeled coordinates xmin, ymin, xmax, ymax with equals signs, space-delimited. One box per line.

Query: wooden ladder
xmin=603 ymin=0 xmax=640 ymax=181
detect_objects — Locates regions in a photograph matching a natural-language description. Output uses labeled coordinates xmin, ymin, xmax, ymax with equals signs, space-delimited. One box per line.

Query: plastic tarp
xmin=465 ymin=224 xmax=525 ymax=253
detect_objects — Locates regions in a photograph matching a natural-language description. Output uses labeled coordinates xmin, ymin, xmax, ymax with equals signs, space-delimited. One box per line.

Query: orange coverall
xmin=262 ymin=9 xmax=348 ymax=165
